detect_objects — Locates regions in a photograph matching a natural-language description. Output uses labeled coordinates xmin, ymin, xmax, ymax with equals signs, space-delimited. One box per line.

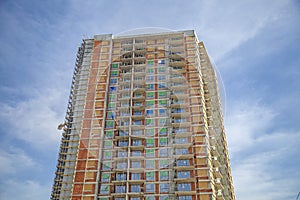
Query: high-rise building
xmin=51 ymin=30 xmax=235 ymax=200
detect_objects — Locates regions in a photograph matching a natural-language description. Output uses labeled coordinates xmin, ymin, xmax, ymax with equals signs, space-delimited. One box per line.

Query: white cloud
xmin=195 ymin=0 xmax=295 ymax=61
xmin=0 ymin=148 xmax=36 ymax=175
xmin=232 ymin=131 xmax=300 ymax=200
xmin=0 ymin=179 xmax=51 ymax=200
xmin=225 ymin=101 xmax=300 ymax=200
xmin=226 ymin=101 xmax=277 ymax=155
xmin=0 ymin=88 xmax=65 ymax=150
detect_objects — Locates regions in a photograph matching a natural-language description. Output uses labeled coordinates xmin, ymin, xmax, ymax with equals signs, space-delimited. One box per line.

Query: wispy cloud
xmin=226 ymin=100 xmax=300 ymax=199
xmin=0 ymin=88 xmax=64 ymax=149
xmin=226 ymin=101 xmax=277 ymax=155
xmin=0 ymin=179 xmax=51 ymax=200
xmin=0 ymin=147 xmax=36 ymax=175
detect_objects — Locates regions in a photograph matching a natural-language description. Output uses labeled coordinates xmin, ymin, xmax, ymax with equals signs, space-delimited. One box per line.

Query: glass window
xmin=147 ymin=60 xmax=154 ymax=66
xmin=158 ymin=118 xmax=166 ymax=125
xmin=100 ymin=185 xmax=109 ymax=194
xmin=108 ymin=102 xmax=116 ymax=110
xmin=132 ymin=140 xmax=142 ymax=146
xmin=145 ymin=183 xmax=155 ymax=192
xmin=146 ymin=149 xmax=155 ymax=157
xmin=175 ymin=137 xmax=188 ymax=144
xmin=147 ymin=68 xmax=154 ymax=74
xmin=177 ymin=183 xmax=191 ymax=191
xmin=117 ymin=162 xmax=127 ymax=169
xmin=177 ymin=171 xmax=190 ymax=179
xmin=132 ymin=130 xmax=143 ymax=136
xmin=158 ymin=60 xmax=165 ymax=65
xmin=158 ymin=91 xmax=166 ymax=98
xmin=160 ymin=183 xmax=169 ymax=192
xmin=116 ymin=185 xmax=126 ymax=193
xmin=146 ymin=129 xmax=154 ymax=136
xmin=116 ymin=173 xmax=126 ymax=181
xmin=109 ymin=94 xmax=116 ymax=100
xmin=134 ymin=101 xmax=142 ymax=106
xmin=159 ymin=196 xmax=169 ymax=200
xmin=119 ymin=130 xmax=129 ymax=136
xmin=118 ymin=151 xmax=127 ymax=157
xmin=174 ymin=127 xmax=187 ymax=133
xmin=146 ymin=100 xmax=154 ymax=107
xmin=160 ymin=171 xmax=169 ymax=180
xmin=112 ymin=63 xmax=119 ymax=69
xmin=159 ymin=127 xmax=167 ymax=135
xmin=147 ymin=92 xmax=155 ymax=98
xmin=133 ymin=120 xmax=142 ymax=125
xmin=158 ymin=75 xmax=165 ymax=81
xmin=107 ymin=111 xmax=115 ymax=119
xmin=111 ymin=71 xmax=118 ymax=76
xmin=159 ymin=109 xmax=166 ymax=116
xmin=131 ymin=173 xmax=141 ymax=180
xmin=158 ymin=67 xmax=165 ymax=73
xmin=110 ymin=78 xmax=118 ymax=84
xmin=175 ymin=148 xmax=189 ymax=155
xmin=105 ymin=130 xmax=113 ymax=138
xmin=178 ymin=196 xmax=192 ymax=200
xmin=119 ymin=140 xmax=128 ymax=147
xmin=177 ymin=159 xmax=189 ymax=166
xmin=102 ymin=162 xmax=112 ymax=170
xmin=147 ymin=76 xmax=154 ymax=81
xmin=132 ymin=150 xmax=141 ymax=156
xmin=159 ymin=138 xmax=167 ymax=146
xmin=100 ymin=198 xmax=109 ymax=200
xmin=104 ymin=141 xmax=112 ymax=148
xmin=146 ymin=138 xmax=154 ymax=147
xmin=104 ymin=151 xmax=112 ymax=159
xmin=159 ymin=148 xmax=168 ymax=157
xmin=147 ymin=84 xmax=154 ymax=90
xmin=131 ymin=161 xmax=141 ymax=168
xmin=146 ymin=119 xmax=154 ymax=126
xmin=131 ymin=184 xmax=140 ymax=192
xmin=146 ymin=171 xmax=155 ymax=181
xmin=101 ymin=173 xmax=110 ymax=182
xmin=146 ymin=160 xmax=155 ymax=169
xmin=159 ymin=160 xmax=169 ymax=168
xmin=131 ymin=198 xmax=139 ymax=200
xmin=158 ymin=100 xmax=167 ymax=106
xmin=146 ymin=110 xmax=154 ymax=116
xmin=134 ymin=111 xmax=142 ymax=116
xmin=146 ymin=196 xmax=155 ymax=200
xmin=158 ymin=83 xmax=166 ymax=88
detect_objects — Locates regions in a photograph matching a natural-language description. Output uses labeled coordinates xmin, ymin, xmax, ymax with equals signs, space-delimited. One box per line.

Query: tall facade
xmin=51 ymin=30 xmax=235 ymax=200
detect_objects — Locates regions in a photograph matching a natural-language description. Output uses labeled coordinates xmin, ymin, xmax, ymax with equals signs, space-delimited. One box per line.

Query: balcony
xmin=210 ymin=146 xmax=219 ymax=157
xmin=212 ymin=156 xmax=220 ymax=167
xmin=169 ymin=52 xmax=184 ymax=59
xmin=214 ymin=167 xmax=222 ymax=178
xmin=131 ymin=115 xmax=145 ymax=120
xmin=174 ymin=177 xmax=194 ymax=183
xmin=174 ymin=165 xmax=194 ymax=170
xmin=132 ymin=104 xmax=145 ymax=111
xmin=173 ymin=153 xmax=194 ymax=159
xmin=173 ymin=142 xmax=193 ymax=148
xmin=172 ymin=121 xmax=191 ymax=128
xmin=214 ymin=178 xmax=224 ymax=190
xmin=171 ymin=111 xmax=190 ymax=118
xmin=171 ymin=93 xmax=187 ymax=99
xmin=171 ymin=102 xmax=189 ymax=108
xmin=171 ymin=84 xmax=188 ymax=91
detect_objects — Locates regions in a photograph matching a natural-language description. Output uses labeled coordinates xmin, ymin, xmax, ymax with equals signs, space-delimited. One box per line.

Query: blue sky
xmin=0 ymin=0 xmax=299 ymax=199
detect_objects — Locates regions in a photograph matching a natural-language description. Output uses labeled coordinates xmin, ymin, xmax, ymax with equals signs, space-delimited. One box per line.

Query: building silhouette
xmin=51 ymin=30 xmax=235 ymax=200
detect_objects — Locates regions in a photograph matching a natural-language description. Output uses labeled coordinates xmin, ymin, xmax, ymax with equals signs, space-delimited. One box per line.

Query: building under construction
xmin=51 ymin=30 xmax=235 ymax=200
